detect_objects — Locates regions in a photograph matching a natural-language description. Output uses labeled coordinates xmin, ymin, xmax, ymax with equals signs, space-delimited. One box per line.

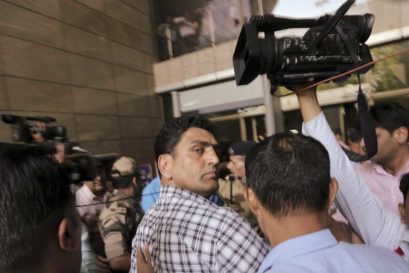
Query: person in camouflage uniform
xmin=99 ymin=156 xmax=144 ymax=273
xmin=219 ymin=141 xmax=260 ymax=231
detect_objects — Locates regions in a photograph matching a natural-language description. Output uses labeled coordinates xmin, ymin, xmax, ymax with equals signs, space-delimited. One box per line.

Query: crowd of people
xmin=156 ymin=0 xmax=241 ymax=60
xmin=1 ymin=85 xmax=409 ymax=273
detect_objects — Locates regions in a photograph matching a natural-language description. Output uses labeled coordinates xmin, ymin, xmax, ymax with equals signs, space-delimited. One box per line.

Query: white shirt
xmin=302 ymin=112 xmax=409 ymax=262
xmin=75 ymin=184 xmax=105 ymax=218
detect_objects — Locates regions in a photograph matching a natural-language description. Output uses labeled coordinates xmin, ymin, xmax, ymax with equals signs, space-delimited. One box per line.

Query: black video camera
xmin=1 ymin=114 xmax=66 ymax=143
xmin=233 ymin=0 xmax=375 ymax=90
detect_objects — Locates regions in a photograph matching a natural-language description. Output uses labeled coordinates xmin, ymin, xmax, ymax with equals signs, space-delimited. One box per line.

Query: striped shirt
xmin=130 ymin=185 xmax=269 ymax=273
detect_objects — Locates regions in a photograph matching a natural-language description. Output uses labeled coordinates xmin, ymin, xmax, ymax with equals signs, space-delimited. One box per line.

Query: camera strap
xmin=356 ymin=75 xmax=377 ymax=160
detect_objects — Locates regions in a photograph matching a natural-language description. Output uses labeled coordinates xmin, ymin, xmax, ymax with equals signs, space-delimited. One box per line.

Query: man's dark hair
xmin=245 ymin=133 xmax=331 ymax=217
xmin=400 ymin=172 xmax=409 ymax=202
xmin=0 ymin=146 xmax=74 ymax=272
xmin=154 ymin=116 xmax=215 ymax=162
xmin=370 ymin=102 xmax=409 ymax=136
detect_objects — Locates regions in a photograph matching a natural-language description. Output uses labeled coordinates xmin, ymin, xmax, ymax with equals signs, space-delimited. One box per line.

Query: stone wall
xmin=0 ymin=0 xmax=163 ymax=165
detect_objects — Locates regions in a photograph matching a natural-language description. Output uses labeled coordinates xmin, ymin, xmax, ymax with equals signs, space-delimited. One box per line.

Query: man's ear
xmin=58 ymin=214 xmax=81 ymax=252
xmin=393 ymin=127 xmax=408 ymax=144
xmin=158 ymin=154 xmax=173 ymax=180
xmin=132 ymin=176 xmax=138 ymax=187
xmin=243 ymin=186 xmax=262 ymax=217
xmin=328 ymin=178 xmax=339 ymax=207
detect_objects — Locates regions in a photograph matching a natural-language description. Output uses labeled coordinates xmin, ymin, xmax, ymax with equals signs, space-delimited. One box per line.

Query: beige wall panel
xmin=76 ymin=115 xmax=120 ymax=141
xmin=0 ymin=1 xmax=64 ymax=48
xmin=141 ymin=33 xmax=153 ymax=54
xmin=111 ymin=42 xmax=144 ymax=71
xmin=64 ymin=25 xmax=111 ymax=62
xmin=150 ymin=117 xmax=163 ymax=137
xmin=369 ymin=1 xmax=401 ymax=33
xmin=137 ymin=138 xmax=155 ymax=161
xmin=10 ymin=0 xmax=62 ymax=20
xmin=76 ymin=0 xmax=105 ymax=12
xmin=119 ymin=116 xmax=152 ymax=139
xmin=110 ymin=20 xmax=144 ymax=51
xmin=182 ymin=52 xmax=200 ymax=79
xmin=167 ymin=58 xmax=184 ymax=83
xmin=121 ymin=0 xmax=150 ymax=15
xmin=68 ymin=54 xmax=115 ymax=90
xmin=153 ymin=62 xmax=169 ymax=86
xmin=143 ymin=53 xmax=153 ymax=73
xmin=73 ymin=87 xmax=117 ymax=115
xmin=0 ymin=120 xmax=13 ymax=142
xmin=198 ymin=47 xmax=216 ymax=75
xmin=80 ymin=140 xmax=123 ymax=155
xmin=215 ymin=42 xmax=233 ymax=71
xmin=102 ymin=0 xmax=149 ymax=34
xmin=0 ymin=76 xmax=7 ymax=110
xmin=117 ymin=93 xmax=149 ymax=116
xmin=120 ymin=139 xmax=143 ymax=160
xmin=60 ymin=1 xmax=111 ymax=38
xmin=401 ymin=1 xmax=409 ymax=26
xmin=1 ymin=36 xmax=70 ymax=83
xmin=120 ymin=139 xmax=155 ymax=163
xmin=145 ymin=74 xmax=155 ymax=96
xmin=114 ymin=66 xmax=147 ymax=95
xmin=148 ymin=97 xmax=161 ymax=118
xmin=6 ymin=77 xmax=74 ymax=112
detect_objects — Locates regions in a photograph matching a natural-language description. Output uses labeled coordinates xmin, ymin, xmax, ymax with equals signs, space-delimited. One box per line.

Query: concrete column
xmin=171 ymin=91 xmax=182 ymax=118
xmin=262 ymin=76 xmax=283 ymax=136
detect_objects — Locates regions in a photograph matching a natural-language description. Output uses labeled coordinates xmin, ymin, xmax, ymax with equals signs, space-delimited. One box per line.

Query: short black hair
xmin=400 ymin=173 xmax=409 ymax=202
xmin=245 ymin=133 xmax=331 ymax=217
xmin=0 ymin=146 xmax=74 ymax=272
xmin=370 ymin=102 xmax=409 ymax=136
xmin=154 ymin=116 xmax=215 ymax=162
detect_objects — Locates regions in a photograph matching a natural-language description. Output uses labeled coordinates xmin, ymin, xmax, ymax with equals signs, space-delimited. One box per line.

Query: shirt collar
xmin=159 ymin=185 xmax=215 ymax=206
xmin=368 ymin=160 xmax=409 ymax=177
xmin=258 ymin=229 xmax=337 ymax=273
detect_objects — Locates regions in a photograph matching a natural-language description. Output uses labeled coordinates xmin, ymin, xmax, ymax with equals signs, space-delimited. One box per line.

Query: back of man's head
xmin=370 ymin=102 xmax=409 ymax=136
xmin=0 ymin=146 xmax=79 ymax=273
xmin=245 ymin=133 xmax=331 ymax=217
xmin=154 ymin=116 xmax=215 ymax=163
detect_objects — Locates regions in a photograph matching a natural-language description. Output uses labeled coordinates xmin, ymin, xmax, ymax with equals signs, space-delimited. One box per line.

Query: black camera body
xmin=233 ymin=0 xmax=375 ymax=90
xmin=1 ymin=114 xmax=66 ymax=143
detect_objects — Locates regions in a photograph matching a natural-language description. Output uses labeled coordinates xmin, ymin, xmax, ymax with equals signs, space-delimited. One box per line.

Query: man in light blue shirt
xmin=244 ymin=111 xmax=409 ymax=272
xmin=141 ymin=176 xmax=161 ymax=212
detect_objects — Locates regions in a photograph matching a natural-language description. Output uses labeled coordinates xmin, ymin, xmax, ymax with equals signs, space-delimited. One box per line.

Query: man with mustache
xmin=130 ymin=116 xmax=269 ymax=273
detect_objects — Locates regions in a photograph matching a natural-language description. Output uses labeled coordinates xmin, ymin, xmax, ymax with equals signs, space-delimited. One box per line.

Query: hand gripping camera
xmin=233 ymin=0 xmax=375 ymax=90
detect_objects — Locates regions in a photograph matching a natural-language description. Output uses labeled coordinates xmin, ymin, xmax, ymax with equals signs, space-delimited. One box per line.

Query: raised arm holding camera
xmin=296 ymin=86 xmax=409 ymax=262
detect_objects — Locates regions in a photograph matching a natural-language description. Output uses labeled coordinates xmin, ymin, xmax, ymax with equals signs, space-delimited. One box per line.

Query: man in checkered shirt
xmin=130 ymin=116 xmax=269 ymax=273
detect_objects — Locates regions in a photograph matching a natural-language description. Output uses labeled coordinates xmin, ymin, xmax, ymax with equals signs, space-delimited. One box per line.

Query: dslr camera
xmin=233 ymin=0 xmax=375 ymax=90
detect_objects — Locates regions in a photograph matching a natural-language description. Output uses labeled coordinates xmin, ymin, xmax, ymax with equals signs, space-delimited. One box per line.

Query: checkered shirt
xmin=130 ymin=185 xmax=269 ymax=273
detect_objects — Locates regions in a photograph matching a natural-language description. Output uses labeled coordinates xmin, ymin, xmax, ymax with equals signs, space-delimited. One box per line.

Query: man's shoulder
xmin=99 ymin=196 xmax=128 ymax=220
xmin=140 ymin=194 xmax=246 ymax=228
xmin=335 ymin=243 xmax=409 ymax=269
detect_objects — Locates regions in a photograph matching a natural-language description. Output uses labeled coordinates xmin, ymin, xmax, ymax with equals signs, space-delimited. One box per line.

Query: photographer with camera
xmin=2 ymin=114 xmax=68 ymax=163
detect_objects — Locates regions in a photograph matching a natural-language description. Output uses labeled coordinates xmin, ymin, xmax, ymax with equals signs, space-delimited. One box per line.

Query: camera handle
xmin=356 ymin=75 xmax=378 ymax=160
xmin=308 ymin=0 xmax=355 ymax=53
